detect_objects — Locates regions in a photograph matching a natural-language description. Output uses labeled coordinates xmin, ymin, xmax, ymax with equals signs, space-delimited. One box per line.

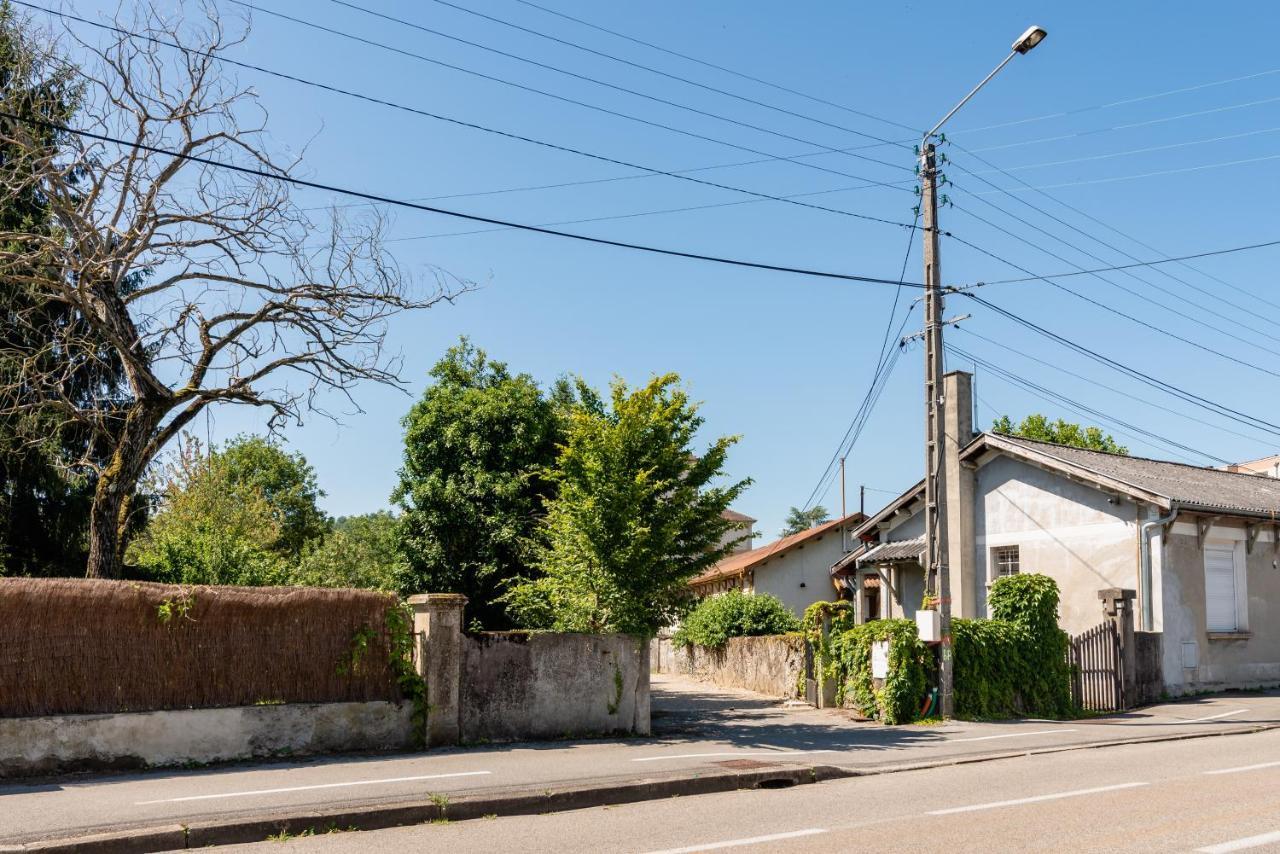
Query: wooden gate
xmin=1069 ymin=620 xmax=1125 ymax=712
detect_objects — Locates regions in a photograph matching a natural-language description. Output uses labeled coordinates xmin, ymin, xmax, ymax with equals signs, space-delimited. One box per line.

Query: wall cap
xmin=407 ymin=593 xmax=469 ymax=609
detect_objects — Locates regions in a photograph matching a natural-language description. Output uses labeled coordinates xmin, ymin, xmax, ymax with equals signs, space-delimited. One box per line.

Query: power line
xmin=946 ymin=194 xmax=1280 ymax=358
xmin=225 ymin=0 xmax=914 ymax=192
xmin=18 ymin=2 xmax=920 ymax=233
xmin=955 ymin=292 xmax=1280 ymax=438
xmin=953 ymin=326 xmax=1275 ymax=446
xmin=342 ymin=0 xmax=910 ymax=151
xmin=967 ymin=152 xmax=1280 ymax=193
xmin=950 ymin=343 xmax=1221 ymax=465
xmin=509 ymin=0 xmax=923 ymax=136
xmin=956 ymin=237 xmax=1280 ymax=287
xmin=2 ymin=109 xmax=930 ymax=289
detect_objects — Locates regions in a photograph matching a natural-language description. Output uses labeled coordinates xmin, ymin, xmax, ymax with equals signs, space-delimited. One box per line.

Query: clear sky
xmin=66 ymin=0 xmax=1280 ymax=538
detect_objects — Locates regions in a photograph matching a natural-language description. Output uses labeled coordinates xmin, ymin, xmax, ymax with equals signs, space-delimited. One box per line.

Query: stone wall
xmin=460 ymin=632 xmax=649 ymax=742
xmin=652 ymin=634 xmax=805 ymax=700
xmin=0 ymin=701 xmax=414 ymax=777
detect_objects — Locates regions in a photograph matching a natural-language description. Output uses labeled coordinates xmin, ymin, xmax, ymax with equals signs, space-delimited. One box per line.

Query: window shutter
xmin=1204 ymin=546 xmax=1237 ymax=633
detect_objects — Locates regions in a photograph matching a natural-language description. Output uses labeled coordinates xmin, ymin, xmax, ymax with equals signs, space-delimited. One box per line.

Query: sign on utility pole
xmin=920 ymin=142 xmax=954 ymax=719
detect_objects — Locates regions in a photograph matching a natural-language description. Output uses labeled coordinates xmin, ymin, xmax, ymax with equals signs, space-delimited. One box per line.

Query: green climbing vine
xmin=829 ymin=618 xmax=932 ymax=724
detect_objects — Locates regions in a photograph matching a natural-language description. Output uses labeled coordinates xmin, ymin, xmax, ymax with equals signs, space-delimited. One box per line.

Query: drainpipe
xmin=1140 ymin=504 xmax=1178 ymax=631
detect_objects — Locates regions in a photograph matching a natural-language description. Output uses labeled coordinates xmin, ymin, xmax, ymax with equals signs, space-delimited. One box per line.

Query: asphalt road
xmin=222 ymin=725 xmax=1280 ymax=854
xmin=2 ymin=676 xmax=1278 ymax=846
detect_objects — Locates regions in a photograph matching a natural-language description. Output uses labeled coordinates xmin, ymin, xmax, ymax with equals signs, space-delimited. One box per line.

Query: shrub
xmin=672 ymin=590 xmax=800 ymax=649
xmin=953 ymin=574 xmax=1074 ymax=719
xmin=829 ymin=618 xmax=931 ymax=724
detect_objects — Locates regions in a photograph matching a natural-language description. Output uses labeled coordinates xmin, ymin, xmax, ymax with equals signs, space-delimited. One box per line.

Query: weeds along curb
xmin=9 ymin=721 xmax=1279 ymax=853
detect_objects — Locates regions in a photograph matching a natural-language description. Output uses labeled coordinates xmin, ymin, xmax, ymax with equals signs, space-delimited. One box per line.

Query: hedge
xmin=672 ymin=590 xmax=800 ymax=649
xmin=830 ymin=618 xmax=932 ymax=724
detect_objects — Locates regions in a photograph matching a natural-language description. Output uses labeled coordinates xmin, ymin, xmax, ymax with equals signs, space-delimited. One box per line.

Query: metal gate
xmin=1069 ymin=620 xmax=1124 ymax=712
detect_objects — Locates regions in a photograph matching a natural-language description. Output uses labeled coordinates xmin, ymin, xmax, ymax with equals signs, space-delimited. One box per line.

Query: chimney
xmin=942 ymin=371 xmax=978 ymax=618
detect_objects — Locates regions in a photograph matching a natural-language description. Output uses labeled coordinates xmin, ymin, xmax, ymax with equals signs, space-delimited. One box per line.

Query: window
xmin=1204 ymin=544 xmax=1242 ymax=633
xmin=992 ymin=545 xmax=1020 ymax=577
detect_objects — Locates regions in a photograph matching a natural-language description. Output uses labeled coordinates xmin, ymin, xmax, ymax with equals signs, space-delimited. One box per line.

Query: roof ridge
xmin=993 ymin=432 xmax=1280 ymax=484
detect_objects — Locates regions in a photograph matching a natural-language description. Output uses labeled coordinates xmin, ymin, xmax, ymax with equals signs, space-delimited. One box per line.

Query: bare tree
xmin=0 ymin=4 xmax=466 ymax=578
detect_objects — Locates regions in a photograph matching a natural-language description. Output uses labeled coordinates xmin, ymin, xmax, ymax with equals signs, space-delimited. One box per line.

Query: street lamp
xmin=919 ymin=26 xmax=1047 ymax=720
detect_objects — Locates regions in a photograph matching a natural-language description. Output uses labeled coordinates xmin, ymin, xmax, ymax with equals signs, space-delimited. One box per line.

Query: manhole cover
xmin=716 ymin=759 xmax=779 ymax=770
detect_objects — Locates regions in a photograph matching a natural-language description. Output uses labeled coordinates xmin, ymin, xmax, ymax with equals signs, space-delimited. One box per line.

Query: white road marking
xmin=1197 ymin=829 xmax=1280 ymax=853
xmin=643 ymin=828 xmax=828 ymax=853
xmin=947 ymin=728 xmax=1077 ymax=743
xmin=1185 ymin=708 xmax=1247 ymax=723
xmin=1205 ymin=760 xmax=1280 ymax=776
xmin=927 ymin=782 xmax=1148 ymax=815
xmin=135 ymin=771 xmax=492 ymax=804
xmin=632 ymin=750 xmax=836 ymax=763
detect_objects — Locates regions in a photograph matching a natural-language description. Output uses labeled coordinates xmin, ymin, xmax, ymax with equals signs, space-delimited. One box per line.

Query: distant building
xmin=1222 ymin=455 xmax=1280 ymax=478
xmin=718 ymin=509 xmax=757 ymax=555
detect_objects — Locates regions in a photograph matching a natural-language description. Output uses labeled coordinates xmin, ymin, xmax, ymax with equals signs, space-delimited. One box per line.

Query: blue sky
xmin=68 ymin=1 xmax=1280 ymax=537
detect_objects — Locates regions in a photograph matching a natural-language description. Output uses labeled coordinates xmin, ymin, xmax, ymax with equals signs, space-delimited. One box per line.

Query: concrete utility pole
xmin=918 ymin=25 xmax=1048 ymax=721
xmin=920 ymin=141 xmax=953 ymax=718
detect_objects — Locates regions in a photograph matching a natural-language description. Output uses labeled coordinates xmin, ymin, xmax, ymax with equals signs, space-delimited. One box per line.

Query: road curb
xmin=11 ymin=721 xmax=1279 ymax=853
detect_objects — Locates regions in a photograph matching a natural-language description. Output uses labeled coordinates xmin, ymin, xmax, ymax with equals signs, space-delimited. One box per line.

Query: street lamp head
xmin=1012 ymin=25 xmax=1048 ymax=54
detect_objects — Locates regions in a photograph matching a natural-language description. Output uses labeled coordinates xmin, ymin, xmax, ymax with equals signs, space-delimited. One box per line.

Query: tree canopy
xmin=293 ymin=512 xmax=400 ymax=592
xmin=505 ymin=374 xmax=750 ymax=638
xmin=780 ymin=505 xmax=831 ymax=537
xmin=391 ymin=339 xmax=562 ymax=628
xmin=991 ymin=414 xmax=1128 ymax=455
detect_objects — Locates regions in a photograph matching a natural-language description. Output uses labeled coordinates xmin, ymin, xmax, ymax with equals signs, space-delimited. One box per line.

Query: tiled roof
xmin=691 ymin=513 xmax=864 ymax=586
xmin=855 ymin=535 xmax=925 ymax=566
xmin=721 ymin=509 xmax=757 ymax=523
xmin=985 ymin=434 xmax=1280 ymax=517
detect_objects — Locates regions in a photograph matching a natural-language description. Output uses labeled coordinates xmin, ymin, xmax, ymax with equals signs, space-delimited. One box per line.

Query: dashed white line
xmin=1204 ymin=760 xmax=1280 ymax=776
xmin=1185 ymin=708 xmax=1247 ymax=723
xmin=1197 ymin=829 xmax=1280 ymax=853
xmin=632 ymin=750 xmax=836 ymax=763
xmin=947 ymin=728 xmax=1077 ymax=743
xmin=644 ymin=828 xmax=828 ymax=853
xmin=927 ymin=782 xmax=1148 ymax=815
xmin=135 ymin=771 xmax=492 ymax=804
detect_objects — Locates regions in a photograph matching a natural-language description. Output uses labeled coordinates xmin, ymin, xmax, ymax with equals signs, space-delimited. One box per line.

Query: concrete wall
xmin=652 ymin=635 xmax=805 ymax=699
xmin=1158 ymin=521 xmax=1280 ymax=694
xmin=0 ymin=701 xmax=414 ymax=777
xmin=751 ymin=527 xmax=853 ymax=617
xmin=973 ymin=456 xmax=1140 ymax=631
xmin=460 ymin=633 xmax=650 ymax=742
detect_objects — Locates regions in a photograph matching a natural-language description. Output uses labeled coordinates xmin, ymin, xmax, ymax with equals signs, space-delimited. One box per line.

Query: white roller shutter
xmin=1204 ymin=545 xmax=1238 ymax=633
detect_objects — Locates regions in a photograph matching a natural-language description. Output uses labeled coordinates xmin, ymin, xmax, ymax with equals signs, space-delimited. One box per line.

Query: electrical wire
xmin=1 ymin=109 xmax=929 ymax=289
xmin=337 ymin=0 xmax=911 ymax=151
xmin=224 ymin=0 xmax=914 ymax=192
xmin=509 ymin=0 xmax=923 ymax=137
xmin=954 ymin=292 xmax=1280 ymax=438
xmin=948 ymin=342 xmax=1229 ymax=465
xmin=966 ymin=152 xmax=1280 ymax=193
xmin=15 ymin=3 xmax=921 ymax=234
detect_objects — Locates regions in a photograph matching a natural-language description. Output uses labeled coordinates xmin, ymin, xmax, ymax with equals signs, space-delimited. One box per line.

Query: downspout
xmin=1140 ymin=503 xmax=1179 ymax=631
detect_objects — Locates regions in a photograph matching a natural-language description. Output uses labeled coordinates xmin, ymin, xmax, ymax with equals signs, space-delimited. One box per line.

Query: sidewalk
xmin=3 ymin=674 xmax=1277 ymax=851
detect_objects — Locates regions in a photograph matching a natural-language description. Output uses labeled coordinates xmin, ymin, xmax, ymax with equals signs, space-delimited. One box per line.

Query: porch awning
xmin=855 ymin=535 xmax=925 ymax=567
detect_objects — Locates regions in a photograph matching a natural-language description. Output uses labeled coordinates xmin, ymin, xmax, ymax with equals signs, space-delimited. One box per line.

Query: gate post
xmin=1098 ymin=588 xmax=1137 ymax=708
xmin=408 ymin=593 xmax=468 ymax=747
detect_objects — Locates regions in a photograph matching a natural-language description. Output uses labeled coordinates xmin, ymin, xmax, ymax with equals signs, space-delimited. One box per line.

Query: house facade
xmin=691 ymin=513 xmax=865 ymax=617
xmin=835 ymin=370 xmax=1280 ymax=696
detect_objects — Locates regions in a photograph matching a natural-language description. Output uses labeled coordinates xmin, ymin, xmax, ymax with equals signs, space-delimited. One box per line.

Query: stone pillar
xmin=1098 ymin=588 xmax=1137 ymax=708
xmin=942 ymin=371 xmax=977 ymax=618
xmin=408 ymin=593 xmax=467 ymax=747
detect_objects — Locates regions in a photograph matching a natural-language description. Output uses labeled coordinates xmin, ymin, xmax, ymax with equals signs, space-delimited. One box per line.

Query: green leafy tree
xmin=672 ymin=591 xmax=799 ymax=649
xmin=506 ymin=374 xmax=751 ymax=637
xmin=292 ymin=512 xmax=400 ymax=591
xmin=127 ymin=435 xmax=328 ymax=584
xmin=392 ymin=339 xmax=562 ymax=628
xmin=780 ymin=505 xmax=831 ymax=537
xmin=991 ymin=414 xmax=1128 ymax=455
xmin=0 ymin=3 xmax=134 ymax=576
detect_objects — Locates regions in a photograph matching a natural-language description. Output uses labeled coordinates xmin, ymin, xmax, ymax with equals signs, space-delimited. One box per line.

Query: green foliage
xmin=293 ymin=512 xmax=401 ymax=591
xmin=991 ymin=414 xmax=1128 ymax=455
xmin=504 ymin=373 xmax=750 ymax=638
xmin=156 ymin=590 xmax=196 ymax=626
xmin=830 ymin=619 xmax=931 ymax=725
xmin=384 ymin=602 xmax=427 ymax=745
xmin=392 ymin=339 xmax=562 ymax=628
xmin=127 ymin=436 xmax=326 ymax=586
xmin=672 ymin=591 xmax=799 ymax=649
xmin=953 ymin=573 xmax=1074 ymax=719
xmin=780 ymin=505 xmax=831 ymax=537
